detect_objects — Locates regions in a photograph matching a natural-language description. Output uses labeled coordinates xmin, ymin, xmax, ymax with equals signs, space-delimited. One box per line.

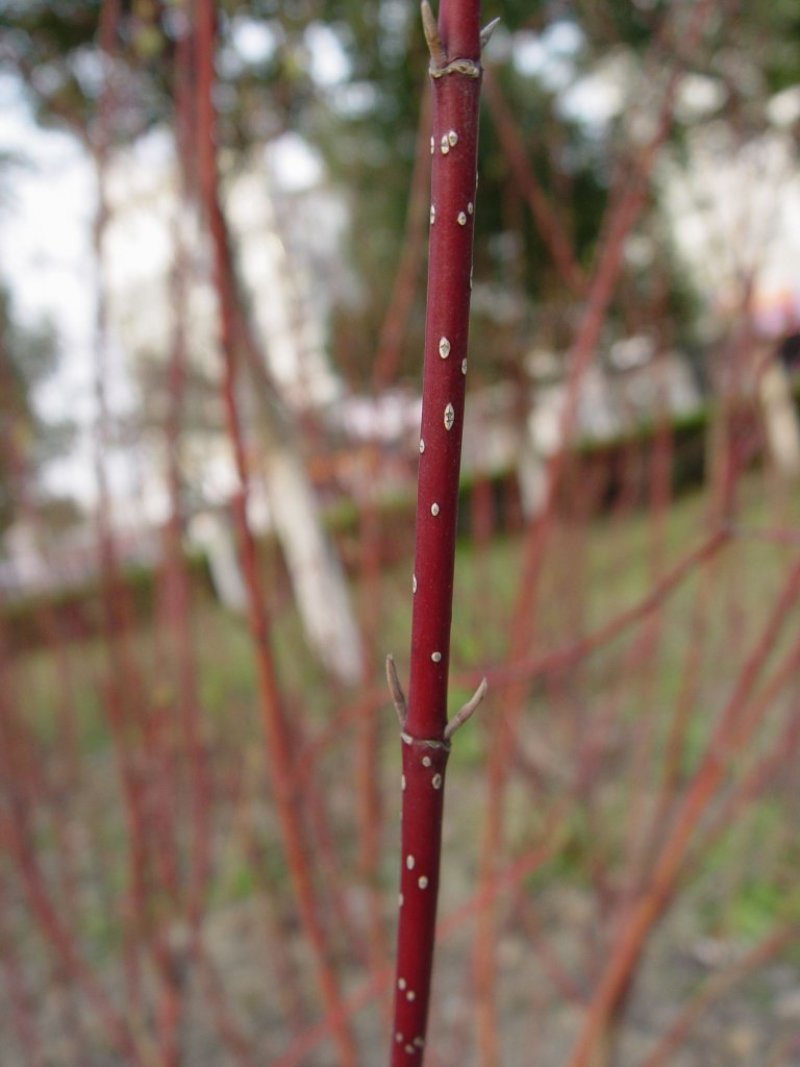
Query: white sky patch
xmin=512 ymin=21 xmax=582 ymax=92
xmin=105 ymin=128 xmax=176 ymax=294
xmin=513 ymin=37 xmax=571 ymax=91
xmin=305 ymin=23 xmax=350 ymax=88
xmin=0 ymin=75 xmax=140 ymax=507
xmin=0 ymin=67 xmax=336 ymax=516
xmin=546 ymin=21 xmax=583 ymax=55
xmin=560 ymin=76 xmax=622 ymax=127
xmin=379 ymin=0 xmax=411 ymax=38
xmin=559 ymin=51 xmax=633 ymax=129
xmin=674 ymin=74 xmax=726 ymax=124
xmin=660 ymin=126 xmax=800 ymax=331
xmin=513 ymin=35 xmax=553 ymax=78
xmin=266 ymin=132 xmax=324 ymax=192
xmin=768 ymin=86 xmax=800 ymax=129
xmin=0 ymin=77 xmax=95 ymax=415
xmin=230 ymin=17 xmax=277 ymax=66
xmin=331 ymin=80 xmax=378 ymax=118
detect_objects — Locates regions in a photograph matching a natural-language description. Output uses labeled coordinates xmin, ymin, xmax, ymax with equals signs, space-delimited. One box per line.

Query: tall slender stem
xmin=193 ymin=3 xmax=358 ymax=1062
xmin=389 ymin=2 xmax=484 ymax=1062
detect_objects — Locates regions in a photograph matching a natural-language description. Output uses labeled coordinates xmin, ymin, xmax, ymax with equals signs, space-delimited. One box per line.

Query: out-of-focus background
xmin=1 ymin=2 xmax=800 ymax=1065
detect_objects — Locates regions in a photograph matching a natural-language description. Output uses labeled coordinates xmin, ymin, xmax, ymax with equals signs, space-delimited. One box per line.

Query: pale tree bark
xmin=758 ymin=355 xmax=800 ymax=479
xmin=183 ymin=10 xmax=362 ymax=688
xmin=263 ymin=448 xmax=363 ymax=682
xmin=239 ymin=339 xmax=363 ymax=686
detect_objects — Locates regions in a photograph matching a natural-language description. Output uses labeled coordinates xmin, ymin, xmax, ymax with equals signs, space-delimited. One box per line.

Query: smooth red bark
xmin=390 ymin=2 xmax=483 ymax=1063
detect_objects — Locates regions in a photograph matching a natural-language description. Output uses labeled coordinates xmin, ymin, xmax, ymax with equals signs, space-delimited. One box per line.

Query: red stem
xmin=168 ymin=4 xmax=213 ymax=938
xmin=277 ymin=818 xmax=561 ymax=1067
xmin=372 ymin=88 xmax=433 ymax=391
xmin=472 ymin=6 xmax=718 ymax=1049
xmin=390 ymin=2 xmax=483 ymax=1062
xmin=565 ymin=558 xmax=800 ymax=1067
xmin=637 ymin=921 xmax=798 ymax=1067
xmin=193 ymin=4 xmax=357 ymax=1062
xmin=483 ymin=69 xmax=586 ymax=294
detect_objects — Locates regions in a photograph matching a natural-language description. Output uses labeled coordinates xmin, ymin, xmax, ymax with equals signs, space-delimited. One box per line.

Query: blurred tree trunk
xmin=237 ymin=323 xmax=362 ymax=685
xmin=759 ymin=355 xmax=800 ymax=479
xmin=187 ymin=11 xmax=362 ymax=687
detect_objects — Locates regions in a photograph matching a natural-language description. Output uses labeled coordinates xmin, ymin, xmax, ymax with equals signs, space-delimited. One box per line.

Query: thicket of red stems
xmin=2 ymin=1 xmax=800 ymax=1066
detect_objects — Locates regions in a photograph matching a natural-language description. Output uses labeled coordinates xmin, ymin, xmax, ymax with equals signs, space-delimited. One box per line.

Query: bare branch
xmin=480 ymin=17 xmax=501 ymax=52
xmin=444 ymin=677 xmax=488 ymax=740
xmin=385 ymin=655 xmax=408 ymax=728
xmin=421 ymin=1 xmax=446 ymax=69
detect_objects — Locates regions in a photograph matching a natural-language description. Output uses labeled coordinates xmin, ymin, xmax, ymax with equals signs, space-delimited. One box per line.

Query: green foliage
xmin=726 ymin=880 xmax=800 ymax=940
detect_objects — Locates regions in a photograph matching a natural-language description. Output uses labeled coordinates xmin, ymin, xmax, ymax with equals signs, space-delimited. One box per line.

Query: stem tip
xmin=444 ymin=677 xmax=488 ymax=740
xmin=386 ymin=654 xmax=408 ymax=728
